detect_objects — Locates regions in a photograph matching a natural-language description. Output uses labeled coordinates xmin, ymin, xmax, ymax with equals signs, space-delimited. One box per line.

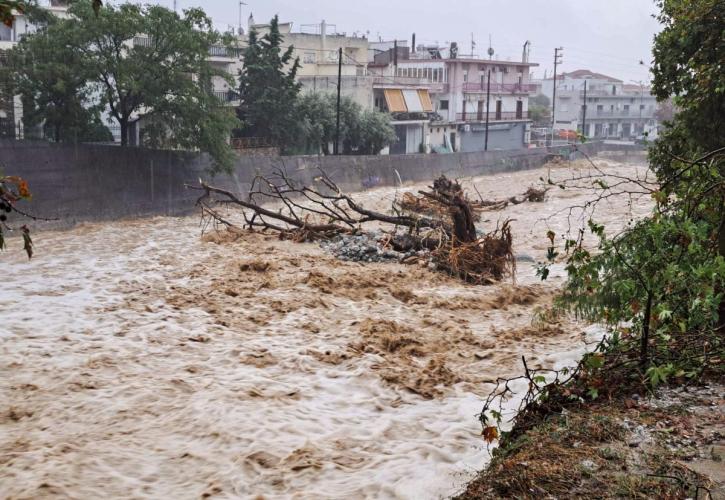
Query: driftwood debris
xmin=399 ymin=180 xmax=550 ymax=216
xmin=188 ymin=170 xmax=516 ymax=285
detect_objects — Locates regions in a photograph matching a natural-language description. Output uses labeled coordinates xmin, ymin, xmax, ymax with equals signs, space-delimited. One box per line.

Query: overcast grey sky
xmin=138 ymin=0 xmax=662 ymax=83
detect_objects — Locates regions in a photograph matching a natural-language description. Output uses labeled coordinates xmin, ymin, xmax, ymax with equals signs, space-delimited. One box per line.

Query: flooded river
xmin=1 ymin=156 xmax=651 ymax=498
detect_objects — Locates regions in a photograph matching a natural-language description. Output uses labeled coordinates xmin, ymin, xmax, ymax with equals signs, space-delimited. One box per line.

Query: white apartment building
xmin=542 ymin=69 xmax=659 ymax=139
xmin=369 ymin=42 xmax=538 ymax=153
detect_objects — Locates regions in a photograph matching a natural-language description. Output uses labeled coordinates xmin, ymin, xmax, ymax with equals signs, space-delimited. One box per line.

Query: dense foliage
xmin=528 ymin=93 xmax=551 ymax=127
xmin=543 ymin=0 xmax=724 ymax=380
xmin=236 ymin=15 xmax=301 ymax=150
xmin=9 ymin=1 xmax=238 ymax=170
xmin=296 ymin=92 xmax=396 ymax=155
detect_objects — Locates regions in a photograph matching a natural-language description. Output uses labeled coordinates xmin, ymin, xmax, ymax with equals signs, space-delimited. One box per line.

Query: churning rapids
xmin=1 ymin=155 xmax=651 ymax=499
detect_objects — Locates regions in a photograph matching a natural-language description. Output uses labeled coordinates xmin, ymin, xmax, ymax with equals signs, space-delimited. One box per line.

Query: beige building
xmin=246 ymin=18 xmax=373 ymax=109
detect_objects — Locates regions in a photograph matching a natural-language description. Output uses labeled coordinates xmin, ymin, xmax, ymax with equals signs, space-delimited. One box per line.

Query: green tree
xmin=528 ymin=94 xmax=551 ymax=126
xmin=12 ymin=2 xmax=239 ymax=170
xmin=296 ymin=92 xmax=396 ymax=155
xmin=546 ymin=0 xmax=725 ymax=371
xmin=237 ymin=15 xmax=301 ymax=151
xmin=296 ymin=91 xmax=335 ymax=154
xmin=357 ymin=109 xmax=397 ymax=155
xmin=10 ymin=18 xmax=110 ymax=142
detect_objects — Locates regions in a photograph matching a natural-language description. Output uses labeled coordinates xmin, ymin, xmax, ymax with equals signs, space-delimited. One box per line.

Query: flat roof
xmin=399 ymin=58 xmax=538 ymax=67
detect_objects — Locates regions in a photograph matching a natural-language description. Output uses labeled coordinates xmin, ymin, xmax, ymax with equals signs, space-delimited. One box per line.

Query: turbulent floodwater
xmin=1 ymin=156 xmax=651 ymax=499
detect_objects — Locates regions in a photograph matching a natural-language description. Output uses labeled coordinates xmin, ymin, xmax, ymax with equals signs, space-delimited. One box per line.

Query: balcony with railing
xmin=208 ymin=45 xmax=241 ymax=59
xmin=462 ymin=82 xmax=536 ymax=94
xmin=456 ymin=111 xmax=529 ymax=122
xmin=133 ymin=36 xmax=153 ymax=48
xmin=132 ymin=37 xmax=240 ymax=60
xmin=372 ymin=76 xmax=449 ymax=93
xmin=212 ymin=90 xmax=240 ymax=104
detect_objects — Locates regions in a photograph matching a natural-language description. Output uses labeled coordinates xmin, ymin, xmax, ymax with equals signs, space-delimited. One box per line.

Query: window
xmin=640 ymin=104 xmax=645 ymax=110
xmin=439 ymin=100 xmax=449 ymax=110
xmin=463 ymin=71 xmax=468 ymax=82
xmin=516 ymin=100 xmax=523 ymax=119
xmin=303 ymin=52 xmax=315 ymax=64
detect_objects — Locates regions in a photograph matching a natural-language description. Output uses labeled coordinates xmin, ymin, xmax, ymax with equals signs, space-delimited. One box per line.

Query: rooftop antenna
xmin=487 ymin=34 xmax=494 ymax=60
xmin=238 ymin=2 xmax=248 ymax=35
xmin=173 ymin=0 xmax=177 ymax=12
xmin=471 ymin=32 xmax=476 ymax=57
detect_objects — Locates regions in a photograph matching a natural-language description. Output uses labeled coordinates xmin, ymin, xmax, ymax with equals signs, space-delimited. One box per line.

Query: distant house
xmin=542 ymin=69 xmax=659 ymax=140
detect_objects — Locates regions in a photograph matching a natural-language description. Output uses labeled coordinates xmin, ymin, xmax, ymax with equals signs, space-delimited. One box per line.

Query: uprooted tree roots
xmin=188 ymin=169 xmax=516 ymax=285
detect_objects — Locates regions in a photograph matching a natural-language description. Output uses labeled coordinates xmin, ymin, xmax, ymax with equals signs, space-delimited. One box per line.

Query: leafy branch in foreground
xmin=478 ymin=0 xmax=725 ymax=455
xmin=0 ymin=175 xmax=34 ymax=258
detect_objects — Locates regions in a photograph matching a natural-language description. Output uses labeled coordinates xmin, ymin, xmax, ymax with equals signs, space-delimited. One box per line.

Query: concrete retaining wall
xmin=0 ymin=139 xmax=643 ymax=229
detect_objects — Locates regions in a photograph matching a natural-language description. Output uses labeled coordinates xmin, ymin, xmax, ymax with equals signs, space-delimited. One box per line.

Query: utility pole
xmin=334 ymin=47 xmax=342 ymax=155
xmin=551 ymin=47 xmax=563 ymax=146
xmin=484 ymin=69 xmax=491 ymax=151
xmin=581 ymin=79 xmax=587 ymax=142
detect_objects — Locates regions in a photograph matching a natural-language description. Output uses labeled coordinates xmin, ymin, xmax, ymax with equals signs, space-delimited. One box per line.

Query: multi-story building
xmin=248 ymin=18 xmax=372 ymax=109
xmin=368 ymin=42 xmax=538 ymax=153
xmin=542 ymin=69 xmax=659 ymax=139
xmin=0 ymin=0 xmax=72 ymax=137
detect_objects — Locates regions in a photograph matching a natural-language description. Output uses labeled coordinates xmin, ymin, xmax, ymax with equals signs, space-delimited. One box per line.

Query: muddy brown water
xmin=1 ymin=157 xmax=652 ymax=499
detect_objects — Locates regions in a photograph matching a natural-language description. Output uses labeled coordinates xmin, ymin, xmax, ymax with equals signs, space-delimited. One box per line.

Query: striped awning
xmin=384 ymin=89 xmax=407 ymax=113
xmin=417 ymin=90 xmax=433 ymax=112
xmin=384 ymin=88 xmax=433 ymax=113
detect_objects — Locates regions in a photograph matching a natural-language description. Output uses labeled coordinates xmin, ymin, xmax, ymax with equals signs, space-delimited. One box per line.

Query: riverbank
xmin=457 ymin=381 xmax=724 ymax=499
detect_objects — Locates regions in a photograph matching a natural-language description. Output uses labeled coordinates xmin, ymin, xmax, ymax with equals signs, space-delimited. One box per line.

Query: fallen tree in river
xmin=188 ymin=169 xmax=515 ymax=285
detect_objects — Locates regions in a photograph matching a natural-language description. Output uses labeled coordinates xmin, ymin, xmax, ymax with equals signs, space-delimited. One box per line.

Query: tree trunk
xmin=120 ymin=119 xmax=128 ymax=146
xmin=451 ymin=195 xmax=478 ymax=243
xmin=718 ymin=220 xmax=725 ymax=333
xmin=640 ymin=292 xmax=653 ymax=367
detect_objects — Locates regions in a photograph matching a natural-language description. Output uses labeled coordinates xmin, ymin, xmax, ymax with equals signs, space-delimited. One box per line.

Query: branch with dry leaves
xmin=187 ymin=166 xmax=447 ymax=242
